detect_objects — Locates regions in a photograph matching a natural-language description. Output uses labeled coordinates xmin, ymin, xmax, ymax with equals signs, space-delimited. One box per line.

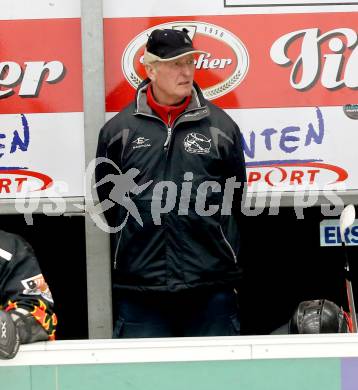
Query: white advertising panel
xmin=0 ymin=0 xmax=81 ymax=20
xmin=103 ymin=0 xmax=358 ymax=17
xmin=226 ymin=0 xmax=358 ymax=6
xmin=320 ymin=219 xmax=358 ymax=246
xmin=229 ymin=106 xmax=358 ymax=192
xmin=0 ymin=113 xmax=84 ymax=198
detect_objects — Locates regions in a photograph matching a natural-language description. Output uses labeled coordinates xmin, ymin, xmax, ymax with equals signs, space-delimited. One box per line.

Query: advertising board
xmin=320 ymin=218 xmax=358 ymax=246
xmin=0 ymin=1 xmax=84 ymax=199
xmin=103 ymin=4 xmax=358 ymax=194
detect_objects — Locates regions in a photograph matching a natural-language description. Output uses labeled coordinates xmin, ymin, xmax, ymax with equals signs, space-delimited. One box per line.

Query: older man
xmin=0 ymin=230 xmax=57 ymax=359
xmin=96 ymin=28 xmax=246 ymax=337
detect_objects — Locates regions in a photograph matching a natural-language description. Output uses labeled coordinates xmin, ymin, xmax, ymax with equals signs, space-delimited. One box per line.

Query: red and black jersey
xmin=0 ymin=230 xmax=57 ymax=340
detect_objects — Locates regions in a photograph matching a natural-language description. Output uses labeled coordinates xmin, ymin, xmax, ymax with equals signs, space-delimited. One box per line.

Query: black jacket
xmin=0 ymin=230 xmax=56 ymax=340
xmin=96 ymin=80 xmax=246 ymax=292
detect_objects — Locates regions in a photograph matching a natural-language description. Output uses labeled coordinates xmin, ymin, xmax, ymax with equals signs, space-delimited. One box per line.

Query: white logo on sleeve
xmin=184 ymin=133 xmax=211 ymax=154
xmin=21 ymin=274 xmax=54 ymax=303
xmin=0 ymin=247 xmax=12 ymax=261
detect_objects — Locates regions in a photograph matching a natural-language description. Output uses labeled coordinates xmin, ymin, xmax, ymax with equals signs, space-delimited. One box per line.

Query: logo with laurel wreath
xmin=122 ymin=21 xmax=249 ymax=100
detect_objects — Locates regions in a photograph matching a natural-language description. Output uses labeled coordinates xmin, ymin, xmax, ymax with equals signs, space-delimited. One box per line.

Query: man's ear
xmin=145 ymin=64 xmax=156 ymax=82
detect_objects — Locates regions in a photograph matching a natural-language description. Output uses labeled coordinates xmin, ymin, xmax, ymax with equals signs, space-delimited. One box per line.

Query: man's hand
xmin=0 ymin=310 xmax=20 ymax=359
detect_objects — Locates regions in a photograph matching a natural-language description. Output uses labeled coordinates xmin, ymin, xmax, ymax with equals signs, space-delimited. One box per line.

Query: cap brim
xmin=143 ymin=48 xmax=207 ymax=64
xmin=159 ymin=49 xmax=208 ymax=61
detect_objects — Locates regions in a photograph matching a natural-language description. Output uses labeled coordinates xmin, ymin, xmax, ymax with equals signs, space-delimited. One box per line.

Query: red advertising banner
xmin=104 ymin=12 xmax=358 ymax=111
xmin=0 ymin=19 xmax=83 ymax=114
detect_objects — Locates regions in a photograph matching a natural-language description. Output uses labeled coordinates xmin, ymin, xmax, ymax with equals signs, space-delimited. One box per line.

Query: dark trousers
xmin=113 ymin=288 xmax=240 ymax=338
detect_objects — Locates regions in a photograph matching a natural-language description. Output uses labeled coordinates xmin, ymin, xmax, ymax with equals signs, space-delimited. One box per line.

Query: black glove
xmin=0 ymin=310 xmax=20 ymax=360
xmin=9 ymin=309 xmax=48 ymax=344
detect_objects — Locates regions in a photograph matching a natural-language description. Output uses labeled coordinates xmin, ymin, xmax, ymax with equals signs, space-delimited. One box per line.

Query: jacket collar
xmin=134 ymin=79 xmax=209 ymax=123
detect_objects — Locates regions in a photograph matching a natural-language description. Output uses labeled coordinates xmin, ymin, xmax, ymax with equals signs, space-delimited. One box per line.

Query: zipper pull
xmin=164 ymin=113 xmax=172 ymax=149
xmin=164 ymin=127 xmax=172 ymax=148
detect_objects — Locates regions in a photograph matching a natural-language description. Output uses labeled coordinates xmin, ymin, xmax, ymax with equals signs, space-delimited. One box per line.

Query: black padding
xmin=0 ymin=310 xmax=20 ymax=359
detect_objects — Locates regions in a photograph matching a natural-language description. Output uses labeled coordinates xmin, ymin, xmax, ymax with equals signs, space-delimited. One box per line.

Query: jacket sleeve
xmin=224 ymin=121 xmax=248 ymax=287
xmin=95 ymin=117 xmax=126 ymax=228
xmin=95 ymin=124 xmax=113 ymax=206
xmin=229 ymin=122 xmax=247 ymax=219
xmin=1 ymin=233 xmax=57 ymax=342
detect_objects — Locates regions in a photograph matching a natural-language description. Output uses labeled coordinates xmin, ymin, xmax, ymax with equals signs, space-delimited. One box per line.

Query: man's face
xmin=146 ymin=54 xmax=195 ymax=106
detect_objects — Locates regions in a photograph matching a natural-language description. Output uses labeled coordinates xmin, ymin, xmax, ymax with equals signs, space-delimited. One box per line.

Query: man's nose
xmin=181 ymin=63 xmax=194 ymax=76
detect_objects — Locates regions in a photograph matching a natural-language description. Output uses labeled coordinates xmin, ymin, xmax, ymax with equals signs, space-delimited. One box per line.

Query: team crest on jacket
xmin=184 ymin=133 xmax=211 ymax=154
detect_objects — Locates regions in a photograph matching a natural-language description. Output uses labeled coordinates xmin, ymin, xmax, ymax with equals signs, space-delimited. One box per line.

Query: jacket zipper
xmin=133 ymin=112 xmax=169 ymax=149
xmin=219 ymin=226 xmax=237 ymax=263
xmin=164 ymin=126 xmax=172 ymax=148
xmin=164 ymin=113 xmax=172 ymax=148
